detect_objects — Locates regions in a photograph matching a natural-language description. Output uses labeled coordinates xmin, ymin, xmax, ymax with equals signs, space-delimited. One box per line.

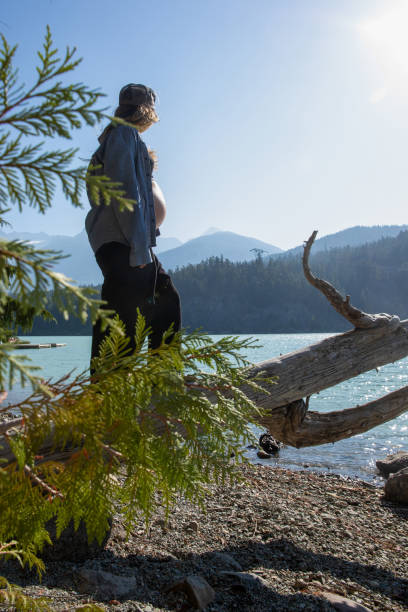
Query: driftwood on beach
xmin=1 ymin=231 xmax=408 ymax=462
xmin=247 ymin=231 xmax=408 ymax=446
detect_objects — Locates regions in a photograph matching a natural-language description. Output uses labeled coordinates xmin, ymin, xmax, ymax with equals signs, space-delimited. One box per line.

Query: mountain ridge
xmin=279 ymin=224 xmax=408 ymax=257
xmin=2 ymin=224 xmax=408 ymax=284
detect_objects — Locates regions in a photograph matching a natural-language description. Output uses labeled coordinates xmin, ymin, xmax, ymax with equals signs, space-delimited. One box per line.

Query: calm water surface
xmin=5 ymin=333 xmax=407 ymax=484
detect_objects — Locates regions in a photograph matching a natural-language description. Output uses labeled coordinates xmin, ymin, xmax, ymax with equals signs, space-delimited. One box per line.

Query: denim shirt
xmin=85 ymin=124 xmax=157 ymax=266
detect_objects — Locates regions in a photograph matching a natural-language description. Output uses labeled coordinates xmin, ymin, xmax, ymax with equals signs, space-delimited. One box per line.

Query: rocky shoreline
xmin=1 ymin=463 xmax=407 ymax=611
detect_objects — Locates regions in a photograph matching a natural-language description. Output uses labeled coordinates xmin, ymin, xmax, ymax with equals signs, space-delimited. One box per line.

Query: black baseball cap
xmin=119 ymin=83 xmax=156 ymax=107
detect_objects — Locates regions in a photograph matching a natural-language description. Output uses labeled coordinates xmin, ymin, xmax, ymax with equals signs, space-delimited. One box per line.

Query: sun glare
xmin=359 ymin=1 xmax=408 ymax=100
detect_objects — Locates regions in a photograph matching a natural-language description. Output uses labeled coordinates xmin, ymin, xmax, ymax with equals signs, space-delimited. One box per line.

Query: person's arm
xmin=103 ymin=126 xmax=151 ymax=266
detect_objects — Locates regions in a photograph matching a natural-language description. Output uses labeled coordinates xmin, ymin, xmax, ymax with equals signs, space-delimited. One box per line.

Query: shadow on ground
xmin=2 ymin=536 xmax=407 ymax=611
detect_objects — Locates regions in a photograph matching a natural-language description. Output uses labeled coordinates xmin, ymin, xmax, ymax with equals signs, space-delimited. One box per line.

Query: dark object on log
xmin=259 ymin=433 xmax=281 ymax=454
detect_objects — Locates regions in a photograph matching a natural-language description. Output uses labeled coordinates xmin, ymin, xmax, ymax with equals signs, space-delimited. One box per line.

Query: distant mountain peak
xmin=201 ymin=227 xmax=222 ymax=236
xmin=158 ymin=231 xmax=283 ymax=270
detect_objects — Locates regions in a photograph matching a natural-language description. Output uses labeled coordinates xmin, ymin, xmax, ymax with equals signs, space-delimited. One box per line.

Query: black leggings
xmin=91 ymin=242 xmax=181 ymax=371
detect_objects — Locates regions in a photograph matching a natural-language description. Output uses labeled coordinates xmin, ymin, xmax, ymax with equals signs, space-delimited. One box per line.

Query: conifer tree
xmin=0 ymin=28 xmax=268 ymax=610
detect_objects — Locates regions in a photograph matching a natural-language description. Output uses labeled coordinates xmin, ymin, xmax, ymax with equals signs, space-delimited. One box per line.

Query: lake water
xmin=4 ymin=333 xmax=407 ymax=485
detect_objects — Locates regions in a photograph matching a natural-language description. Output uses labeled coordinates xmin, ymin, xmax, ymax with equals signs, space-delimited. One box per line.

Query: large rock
xmin=217 ymin=571 xmax=268 ymax=591
xmin=166 ymin=575 xmax=215 ymax=609
xmin=209 ymin=552 xmax=242 ymax=571
xmin=315 ymin=590 xmax=372 ymax=611
xmin=384 ymin=467 xmax=408 ymax=504
xmin=41 ymin=517 xmax=112 ymax=562
xmin=376 ymin=451 xmax=408 ymax=476
xmin=75 ymin=567 xmax=137 ymax=601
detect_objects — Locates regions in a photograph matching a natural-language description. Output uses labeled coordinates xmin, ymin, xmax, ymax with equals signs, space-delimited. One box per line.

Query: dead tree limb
xmin=250 ymin=230 xmax=408 ymax=445
xmin=303 ymin=230 xmax=400 ymax=329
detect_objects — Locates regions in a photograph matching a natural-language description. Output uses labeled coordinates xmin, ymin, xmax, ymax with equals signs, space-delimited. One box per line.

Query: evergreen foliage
xmin=1 ymin=321 xmax=267 ymax=562
xmin=0 ymin=28 xmax=270 ymax=610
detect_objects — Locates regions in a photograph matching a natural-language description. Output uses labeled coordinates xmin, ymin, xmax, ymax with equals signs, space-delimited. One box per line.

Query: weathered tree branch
xmin=303 ymin=231 xmax=401 ymax=329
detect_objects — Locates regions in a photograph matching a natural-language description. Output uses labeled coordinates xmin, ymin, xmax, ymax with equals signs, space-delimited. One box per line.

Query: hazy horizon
xmin=1 ymin=223 xmax=407 ymax=255
xmin=3 ymin=0 xmax=408 ymax=249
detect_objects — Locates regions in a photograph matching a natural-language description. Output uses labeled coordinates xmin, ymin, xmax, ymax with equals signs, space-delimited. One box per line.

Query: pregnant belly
xmin=152 ymin=180 xmax=166 ymax=228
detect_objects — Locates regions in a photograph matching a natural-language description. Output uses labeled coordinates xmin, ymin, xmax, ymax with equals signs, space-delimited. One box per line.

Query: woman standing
xmin=85 ymin=84 xmax=181 ymax=371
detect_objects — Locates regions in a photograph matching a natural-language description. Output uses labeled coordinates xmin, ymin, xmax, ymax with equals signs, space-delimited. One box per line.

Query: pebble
xmin=185 ymin=520 xmax=199 ymax=533
xmin=1 ymin=464 xmax=407 ymax=611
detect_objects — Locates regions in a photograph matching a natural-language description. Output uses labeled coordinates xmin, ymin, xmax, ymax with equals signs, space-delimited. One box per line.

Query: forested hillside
xmin=27 ymin=230 xmax=408 ymax=335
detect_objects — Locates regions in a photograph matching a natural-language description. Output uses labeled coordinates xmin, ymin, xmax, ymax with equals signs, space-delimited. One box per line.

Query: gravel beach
xmin=1 ymin=462 xmax=407 ymax=611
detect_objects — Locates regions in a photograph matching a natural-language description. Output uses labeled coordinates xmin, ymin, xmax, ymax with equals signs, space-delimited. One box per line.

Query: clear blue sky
xmin=2 ymin=0 xmax=408 ymax=248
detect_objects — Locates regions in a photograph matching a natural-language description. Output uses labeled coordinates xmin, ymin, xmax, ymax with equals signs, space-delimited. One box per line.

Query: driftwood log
xmin=251 ymin=231 xmax=408 ymax=446
xmin=1 ymin=231 xmax=408 ymax=460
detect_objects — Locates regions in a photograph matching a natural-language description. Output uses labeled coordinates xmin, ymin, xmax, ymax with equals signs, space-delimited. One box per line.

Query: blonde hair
xmin=122 ymin=103 xmax=159 ymax=131
xmin=99 ymin=103 xmax=159 ymax=143
xmin=147 ymin=148 xmax=158 ymax=170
